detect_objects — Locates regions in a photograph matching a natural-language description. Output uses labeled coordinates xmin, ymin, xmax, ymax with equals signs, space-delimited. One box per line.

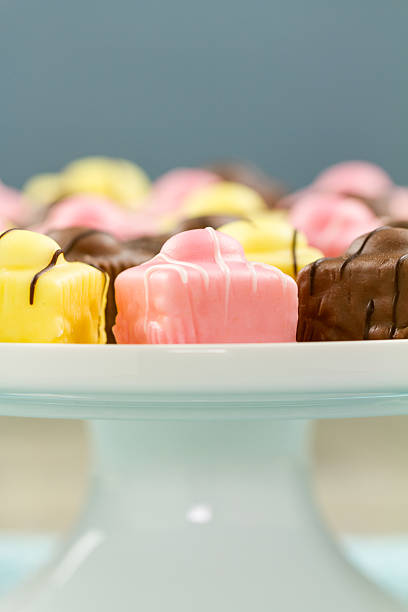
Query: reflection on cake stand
xmin=0 ymin=342 xmax=407 ymax=612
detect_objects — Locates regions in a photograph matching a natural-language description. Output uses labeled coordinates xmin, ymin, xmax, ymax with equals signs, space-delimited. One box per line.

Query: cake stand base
xmin=3 ymin=418 xmax=404 ymax=612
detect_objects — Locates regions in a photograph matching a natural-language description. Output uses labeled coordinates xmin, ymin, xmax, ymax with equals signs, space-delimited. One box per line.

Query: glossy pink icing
xmin=113 ymin=228 xmax=298 ymax=344
xmin=313 ymin=161 xmax=393 ymax=201
xmin=290 ymin=192 xmax=381 ymax=257
xmin=35 ymin=195 xmax=153 ymax=239
xmin=279 ymin=161 xmax=393 ymax=210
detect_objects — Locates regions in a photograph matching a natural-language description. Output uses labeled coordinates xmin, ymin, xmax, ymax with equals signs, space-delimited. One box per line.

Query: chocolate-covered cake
xmin=207 ymin=161 xmax=285 ymax=209
xmin=48 ymin=228 xmax=165 ymax=343
xmin=297 ymin=226 xmax=408 ymax=341
xmin=174 ymin=214 xmax=242 ymax=232
xmin=382 ymin=219 xmax=408 ymax=230
xmin=125 ymin=233 xmax=170 ymax=254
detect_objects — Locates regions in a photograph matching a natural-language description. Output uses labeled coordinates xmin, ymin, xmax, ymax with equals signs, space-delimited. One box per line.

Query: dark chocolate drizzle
xmin=309 ymin=258 xmax=326 ymax=296
xmin=0 ymin=230 xmax=65 ymax=306
xmin=390 ymin=253 xmax=408 ymax=338
xmin=291 ymin=229 xmax=298 ymax=277
xmin=340 ymin=227 xmax=387 ymax=277
xmin=0 ymin=228 xmax=20 ymax=240
xmin=29 ymin=249 xmax=63 ymax=305
xmin=363 ymin=299 xmax=375 ymax=340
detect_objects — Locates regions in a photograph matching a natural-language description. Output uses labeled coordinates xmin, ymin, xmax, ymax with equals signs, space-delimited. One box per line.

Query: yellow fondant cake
xmin=23 ymin=157 xmax=151 ymax=209
xmin=218 ymin=213 xmax=323 ymax=278
xmin=0 ymin=230 xmax=108 ymax=343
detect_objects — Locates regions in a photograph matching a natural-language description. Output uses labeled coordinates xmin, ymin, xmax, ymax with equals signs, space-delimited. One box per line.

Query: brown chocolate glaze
xmin=297 ymin=226 xmax=408 ymax=341
xmin=30 ymin=249 xmax=63 ymax=305
xmin=48 ymin=227 xmax=164 ymax=343
xmin=124 ymin=233 xmax=170 ymax=254
xmin=174 ymin=215 xmax=242 ymax=232
xmin=309 ymin=258 xmax=327 ymax=296
xmin=339 ymin=226 xmax=388 ymax=277
xmin=49 ymin=227 xmax=124 ymax=258
xmin=63 ymin=229 xmax=114 ymax=256
xmin=207 ymin=161 xmax=286 ymax=209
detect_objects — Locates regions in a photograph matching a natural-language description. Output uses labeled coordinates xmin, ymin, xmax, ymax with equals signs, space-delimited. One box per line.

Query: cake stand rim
xmin=0 ymin=340 xmax=406 ymax=419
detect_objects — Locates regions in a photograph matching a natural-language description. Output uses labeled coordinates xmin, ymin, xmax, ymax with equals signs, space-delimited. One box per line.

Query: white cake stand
xmin=1 ymin=341 xmax=408 ymax=612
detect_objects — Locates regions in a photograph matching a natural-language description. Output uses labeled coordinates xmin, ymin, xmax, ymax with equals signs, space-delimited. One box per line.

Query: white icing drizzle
xmin=253 ymin=262 xmax=288 ymax=290
xmin=142 ymin=235 xmax=293 ymax=340
xmin=160 ymin=252 xmax=210 ymax=289
xmin=247 ymin=263 xmax=259 ymax=293
xmin=143 ymin=264 xmax=188 ymax=336
xmin=206 ymin=227 xmax=231 ymax=317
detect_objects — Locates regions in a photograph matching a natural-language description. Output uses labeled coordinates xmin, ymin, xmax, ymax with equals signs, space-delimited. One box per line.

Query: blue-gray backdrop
xmin=1 ymin=0 xmax=407 ymax=189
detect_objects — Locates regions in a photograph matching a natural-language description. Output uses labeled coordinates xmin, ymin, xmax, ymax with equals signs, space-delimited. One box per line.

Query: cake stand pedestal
xmin=0 ymin=342 xmax=407 ymax=612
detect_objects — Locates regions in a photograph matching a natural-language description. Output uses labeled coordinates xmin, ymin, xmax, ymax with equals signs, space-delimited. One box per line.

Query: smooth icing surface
xmin=114 ymin=228 xmax=298 ymax=344
xmin=218 ymin=212 xmax=322 ymax=278
xmin=0 ymin=230 xmax=108 ymax=343
xmin=290 ymin=192 xmax=381 ymax=256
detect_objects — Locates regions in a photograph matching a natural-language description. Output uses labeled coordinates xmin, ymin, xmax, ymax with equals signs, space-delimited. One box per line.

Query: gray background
xmin=1 ymin=0 xmax=407 ymax=189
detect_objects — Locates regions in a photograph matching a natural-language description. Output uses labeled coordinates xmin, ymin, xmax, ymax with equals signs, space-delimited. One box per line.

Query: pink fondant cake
xmin=279 ymin=161 xmax=393 ymax=214
xmin=290 ymin=192 xmax=380 ymax=256
xmin=313 ymin=160 xmax=393 ymax=201
xmin=113 ymin=228 xmax=298 ymax=344
xmin=35 ymin=195 xmax=148 ymax=240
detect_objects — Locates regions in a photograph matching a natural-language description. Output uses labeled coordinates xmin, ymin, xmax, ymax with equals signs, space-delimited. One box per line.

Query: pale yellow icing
xmin=218 ymin=213 xmax=323 ymax=278
xmin=0 ymin=230 xmax=108 ymax=343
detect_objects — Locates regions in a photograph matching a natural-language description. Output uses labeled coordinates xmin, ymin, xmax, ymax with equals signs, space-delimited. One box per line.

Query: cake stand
xmin=1 ymin=341 xmax=408 ymax=612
